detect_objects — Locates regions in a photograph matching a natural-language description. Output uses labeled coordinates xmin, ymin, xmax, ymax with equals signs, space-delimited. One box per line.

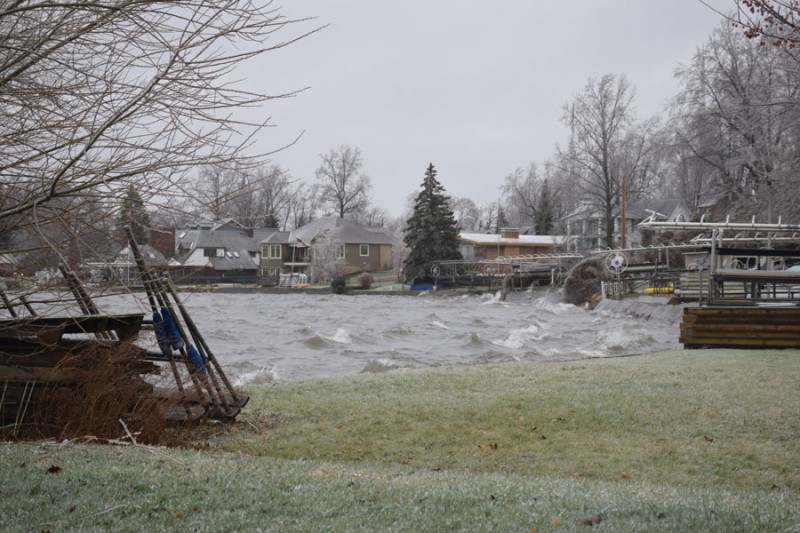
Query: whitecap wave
xmin=361 ymin=358 xmax=403 ymax=373
xmin=233 ymin=366 xmax=279 ymax=386
xmin=490 ymin=324 xmax=543 ymax=349
xmin=325 ymin=328 xmax=352 ymax=344
xmin=592 ymin=326 xmax=655 ymax=353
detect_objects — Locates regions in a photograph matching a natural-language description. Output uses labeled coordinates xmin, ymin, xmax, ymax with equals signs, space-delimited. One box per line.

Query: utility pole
xmin=620 ymin=175 xmax=627 ymax=249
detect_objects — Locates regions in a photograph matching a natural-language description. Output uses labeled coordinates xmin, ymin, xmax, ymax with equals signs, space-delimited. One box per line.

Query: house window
xmin=335 ymin=244 xmax=345 ymax=260
xmin=266 ymin=244 xmax=281 ymax=259
xmin=204 ymin=248 xmax=223 ymax=257
xmin=359 ymin=244 xmax=369 ymax=257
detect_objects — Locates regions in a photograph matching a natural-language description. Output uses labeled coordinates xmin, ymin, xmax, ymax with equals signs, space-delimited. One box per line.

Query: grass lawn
xmin=2 ymin=349 xmax=799 ymax=531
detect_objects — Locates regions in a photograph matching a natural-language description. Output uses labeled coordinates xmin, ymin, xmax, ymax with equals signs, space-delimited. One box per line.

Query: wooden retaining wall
xmin=680 ymin=307 xmax=800 ymax=349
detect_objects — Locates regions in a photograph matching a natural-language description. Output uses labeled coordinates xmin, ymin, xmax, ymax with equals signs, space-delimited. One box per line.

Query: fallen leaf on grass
xmin=704 ymin=435 xmax=714 ymax=442
xmin=478 ymin=442 xmax=499 ymax=454
xmin=46 ymin=465 xmax=62 ymax=475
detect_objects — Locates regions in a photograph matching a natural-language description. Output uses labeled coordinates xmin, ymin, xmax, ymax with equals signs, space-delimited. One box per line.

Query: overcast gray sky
xmin=249 ymin=0 xmax=730 ymax=219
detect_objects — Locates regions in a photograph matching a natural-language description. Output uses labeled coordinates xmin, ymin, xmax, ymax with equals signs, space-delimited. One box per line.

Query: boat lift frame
xmin=429 ymin=253 xmax=584 ymax=288
xmin=638 ymin=215 xmax=800 ymax=305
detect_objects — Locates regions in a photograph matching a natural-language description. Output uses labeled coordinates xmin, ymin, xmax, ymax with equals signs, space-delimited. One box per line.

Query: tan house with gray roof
xmin=260 ymin=216 xmax=394 ymax=282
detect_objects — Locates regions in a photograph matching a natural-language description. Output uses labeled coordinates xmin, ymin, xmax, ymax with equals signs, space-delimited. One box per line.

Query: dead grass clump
xmin=23 ymin=341 xmax=172 ymax=445
xmin=562 ymin=256 xmax=609 ymax=305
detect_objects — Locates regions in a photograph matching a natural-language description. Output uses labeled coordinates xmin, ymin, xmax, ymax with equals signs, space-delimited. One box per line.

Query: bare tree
xmin=188 ymin=166 xmax=241 ymax=220
xmin=288 ymin=182 xmax=321 ymax=229
xmin=556 ymin=73 xmax=657 ymax=247
xmin=450 ymin=197 xmax=481 ymax=232
xmin=0 ymin=1 xmax=319 ymax=283
xmin=309 ymin=239 xmax=346 ymax=284
xmin=350 ymin=205 xmax=389 ymax=227
xmin=668 ymin=21 xmax=800 ymax=220
xmin=501 ymin=165 xmax=540 ymax=228
xmin=315 ymin=145 xmax=372 ymax=218
xmin=253 ymin=164 xmax=296 ymax=229
xmin=479 ymin=201 xmax=501 ymax=233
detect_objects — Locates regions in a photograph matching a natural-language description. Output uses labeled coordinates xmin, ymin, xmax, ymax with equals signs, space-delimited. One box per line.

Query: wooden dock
xmin=680 ymin=307 xmax=800 ymax=349
xmin=0 ymin=313 xmax=247 ymax=435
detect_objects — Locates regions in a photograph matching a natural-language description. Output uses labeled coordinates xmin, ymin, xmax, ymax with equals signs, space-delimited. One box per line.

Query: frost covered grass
xmin=2 ymin=441 xmax=798 ymax=532
xmin=2 ymin=349 xmax=800 ymax=531
xmin=237 ymin=349 xmax=800 ymax=492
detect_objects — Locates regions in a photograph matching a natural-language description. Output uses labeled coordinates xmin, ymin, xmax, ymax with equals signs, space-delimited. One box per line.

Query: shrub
xmin=357 ymin=272 xmax=374 ymax=290
xmin=331 ymin=277 xmax=348 ymax=294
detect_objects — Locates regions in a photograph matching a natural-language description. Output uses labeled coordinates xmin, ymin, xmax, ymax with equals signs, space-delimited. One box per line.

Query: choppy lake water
xmin=82 ymin=289 xmax=680 ymax=385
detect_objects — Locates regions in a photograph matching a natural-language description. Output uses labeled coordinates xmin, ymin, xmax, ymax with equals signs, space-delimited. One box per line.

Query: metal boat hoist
xmin=638 ymin=215 xmax=800 ymax=305
xmin=429 ymin=253 xmax=584 ymax=289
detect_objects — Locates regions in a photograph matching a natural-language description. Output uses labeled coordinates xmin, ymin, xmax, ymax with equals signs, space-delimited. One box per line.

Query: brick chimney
xmin=500 ymin=227 xmax=519 ymax=239
xmin=149 ymin=228 xmax=176 ymax=258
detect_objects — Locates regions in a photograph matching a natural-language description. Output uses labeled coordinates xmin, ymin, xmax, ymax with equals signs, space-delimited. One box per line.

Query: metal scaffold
xmin=429 ymin=253 xmax=585 ymax=290
xmin=638 ymin=215 xmax=800 ymax=305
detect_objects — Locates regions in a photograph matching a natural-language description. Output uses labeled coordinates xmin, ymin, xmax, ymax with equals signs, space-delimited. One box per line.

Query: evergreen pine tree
xmin=403 ymin=163 xmax=462 ymax=283
xmin=263 ymin=212 xmax=280 ymax=229
xmin=120 ymin=185 xmax=151 ymax=244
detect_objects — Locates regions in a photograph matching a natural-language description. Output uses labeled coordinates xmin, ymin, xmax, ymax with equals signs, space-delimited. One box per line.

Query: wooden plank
xmin=0 ymin=366 xmax=87 ymax=382
xmin=681 ymin=318 xmax=797 ymax=326
xmin=680 ymin=323 xmax=800 ymax=330
xmin=0 ymin=314 xmax=144 ymax=342
xmin=681 ymin=317 xmax=800 ymax=327
xmin=680 ymin=331 xmax=800 ymax=342
xmin=684 ymin=307 xmax=800 ymax=316
xmin=679 ymin=335 xmax=800 ymax=348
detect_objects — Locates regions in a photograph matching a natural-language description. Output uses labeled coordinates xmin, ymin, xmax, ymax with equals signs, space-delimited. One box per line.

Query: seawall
xmin=593 ymin=296 xmax=688 ymax=326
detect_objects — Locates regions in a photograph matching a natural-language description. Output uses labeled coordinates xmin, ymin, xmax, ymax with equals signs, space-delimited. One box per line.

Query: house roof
xmin=117 ymin=244 xmax=167 ymax=266
xmin=261 ymin=230 xmax=291 ymax=244
xmin=208 ymin=253 xmax=260 ymax=271
xmin=289 ymin=216 xmax=394 ymax=246
xmin=459 ymin=232 xmax=565 ymax=246
xmin=175 ymin=221 xmax=279 ymax=270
